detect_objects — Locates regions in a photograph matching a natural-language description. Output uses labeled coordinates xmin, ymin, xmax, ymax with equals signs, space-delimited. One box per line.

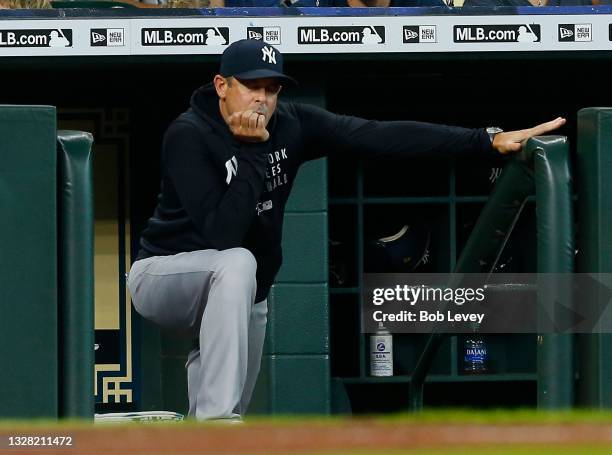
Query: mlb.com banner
xmin=0 ymin=14 xmax=611 ymax=56
xmin=0 ymin=28 xmax=72 ymax=48
xmin=0 ymin=19 xmax=130 ymax=56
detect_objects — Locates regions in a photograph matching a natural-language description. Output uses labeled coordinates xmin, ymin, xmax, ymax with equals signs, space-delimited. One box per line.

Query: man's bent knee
xmin=218 ymin=248 xmax=257 ymax=281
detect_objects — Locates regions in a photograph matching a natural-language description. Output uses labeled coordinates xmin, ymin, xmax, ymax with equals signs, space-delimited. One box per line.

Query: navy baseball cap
xmin=220 ymin=39 xmax=297 ymax=86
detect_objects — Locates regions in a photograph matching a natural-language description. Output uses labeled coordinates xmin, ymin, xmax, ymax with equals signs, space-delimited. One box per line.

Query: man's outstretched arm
xmin=492 ymin=117 xmax=567 ymax=155
xmin=295 ymin=103 xmax=566 ymax=161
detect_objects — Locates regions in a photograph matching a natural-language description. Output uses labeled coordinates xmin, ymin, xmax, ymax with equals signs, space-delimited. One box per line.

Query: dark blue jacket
xmin=137 ymin=84 xmax=494 ymax=302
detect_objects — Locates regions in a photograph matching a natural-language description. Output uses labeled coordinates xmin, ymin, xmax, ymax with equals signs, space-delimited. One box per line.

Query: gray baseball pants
xmin=127 ymin=247 xmax=267 ymax=421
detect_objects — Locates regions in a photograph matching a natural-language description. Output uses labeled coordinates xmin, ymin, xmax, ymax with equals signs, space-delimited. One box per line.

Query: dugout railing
xmin=576 ymin=108 xmax=612 ymax=408
xmin=408 ymin=135 xmax=574 ymax=410
xmin=0 ymin=106 xmax=95 ymax=419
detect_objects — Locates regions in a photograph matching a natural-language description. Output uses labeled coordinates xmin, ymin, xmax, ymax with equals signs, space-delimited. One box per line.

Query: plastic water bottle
xmin=463 ymin=334 xmax=488 ymax=374
xmin=370 ymin=322 xmax=393 ymax=377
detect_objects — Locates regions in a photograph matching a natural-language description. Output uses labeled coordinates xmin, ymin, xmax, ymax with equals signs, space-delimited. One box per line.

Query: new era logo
xmin=559 ymin=27 xmax=573 ymax=39
xmin=90 ymin=28 xmax=125 ymax=47
xmin=403 ymin=25 xmax=437 ymax=43
xmin=559 ymin=24 xmax=591 ymax=42
xmin=248 ymin=30 xmax=263 ymax=40
xmin=247 ymin=27 xmax=281 ymax=45
xmin=404 ymin=29 xmax=418 ymax=40
xmin=91 ymin=31 xmax=106 ymax=44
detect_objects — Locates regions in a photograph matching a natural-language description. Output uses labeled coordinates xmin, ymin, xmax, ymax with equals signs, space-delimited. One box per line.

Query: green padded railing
xmin=0 ymin=105 xmax=58 ymax=418
xmin=532 ymin=136 xmax=574 ymax=409
xmin=576 ymin=108 xmax=612 ymax=408
xmin=0 ymin=108 xmax=94 ymax=419
xmin=57 ymin=130 xmax=95 ymax=418
xmin=409 ymin=136 xmax=574 ymax=410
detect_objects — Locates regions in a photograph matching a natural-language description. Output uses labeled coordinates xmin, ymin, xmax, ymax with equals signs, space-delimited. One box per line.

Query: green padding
xmin=277 ymin=212 xmax=328 ymax=283
xmin=576 ymin=108 xmax=612 ymax=408
xmin=251 ymin=355 xmax=331 ymax=414
xmin=577 ymin=108 xmax=612 ymax=272
xmin=0 ymin=105 xmax=58 ymax=418
xmin=530 ymin=136 xmax=574 ymax=409
xmin=57 ymin=130 xmax=95 ymax=418
xmin=286 ymin=159 xmax=327 ymax=212
xmin=265 ymin=284 xmax=329 ymax=355
xmin=532 ymin=137 xmax=574 ymax=273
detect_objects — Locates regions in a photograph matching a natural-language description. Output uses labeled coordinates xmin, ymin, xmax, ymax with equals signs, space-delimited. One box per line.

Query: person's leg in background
xmin=128 ymin=247 xmax=258 ymax=420
xmin=237 ymin=298 xmax=268 ymax=416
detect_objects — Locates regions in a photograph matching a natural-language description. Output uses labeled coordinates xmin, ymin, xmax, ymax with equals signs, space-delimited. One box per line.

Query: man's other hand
xmin=493 ymin=117 xmax=567 ymax=155
xmin=227 ymin=110 xmax=270 ymax=143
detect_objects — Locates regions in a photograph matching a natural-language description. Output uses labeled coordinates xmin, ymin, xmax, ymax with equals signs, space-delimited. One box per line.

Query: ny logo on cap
xmin=261 ymin=46 xmax=276 ymax=65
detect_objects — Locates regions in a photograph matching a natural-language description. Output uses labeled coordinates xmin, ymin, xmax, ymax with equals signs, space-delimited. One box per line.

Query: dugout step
xmin=338 ymin=373 xmax=537 ymax=384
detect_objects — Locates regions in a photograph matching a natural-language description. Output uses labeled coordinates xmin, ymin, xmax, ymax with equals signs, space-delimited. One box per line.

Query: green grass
xmin=373 ymin=408 xmax=612 ymax=425
xmin=317 ymin=449 xmax=612 ymax=455
xmin=121 ymin=447 xmax=612 ymax=455
xmin=4 ymin=408 xmax=612 ymax=428
xmin=2 ymin=412 xmax=612 ymax=455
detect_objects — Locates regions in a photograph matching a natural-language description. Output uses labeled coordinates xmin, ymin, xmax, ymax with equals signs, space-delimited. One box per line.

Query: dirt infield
xmin=3 ymin=419 xmax=612 ymax=455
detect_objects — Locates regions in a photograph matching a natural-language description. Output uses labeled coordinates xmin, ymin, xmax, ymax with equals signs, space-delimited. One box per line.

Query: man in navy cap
xmin=128 ymin=39 xmax=564 ymax=421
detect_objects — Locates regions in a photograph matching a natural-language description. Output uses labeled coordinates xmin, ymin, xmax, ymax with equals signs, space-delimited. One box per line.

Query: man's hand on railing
xmin=493 ymin=117 xmax=567 ymax=155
